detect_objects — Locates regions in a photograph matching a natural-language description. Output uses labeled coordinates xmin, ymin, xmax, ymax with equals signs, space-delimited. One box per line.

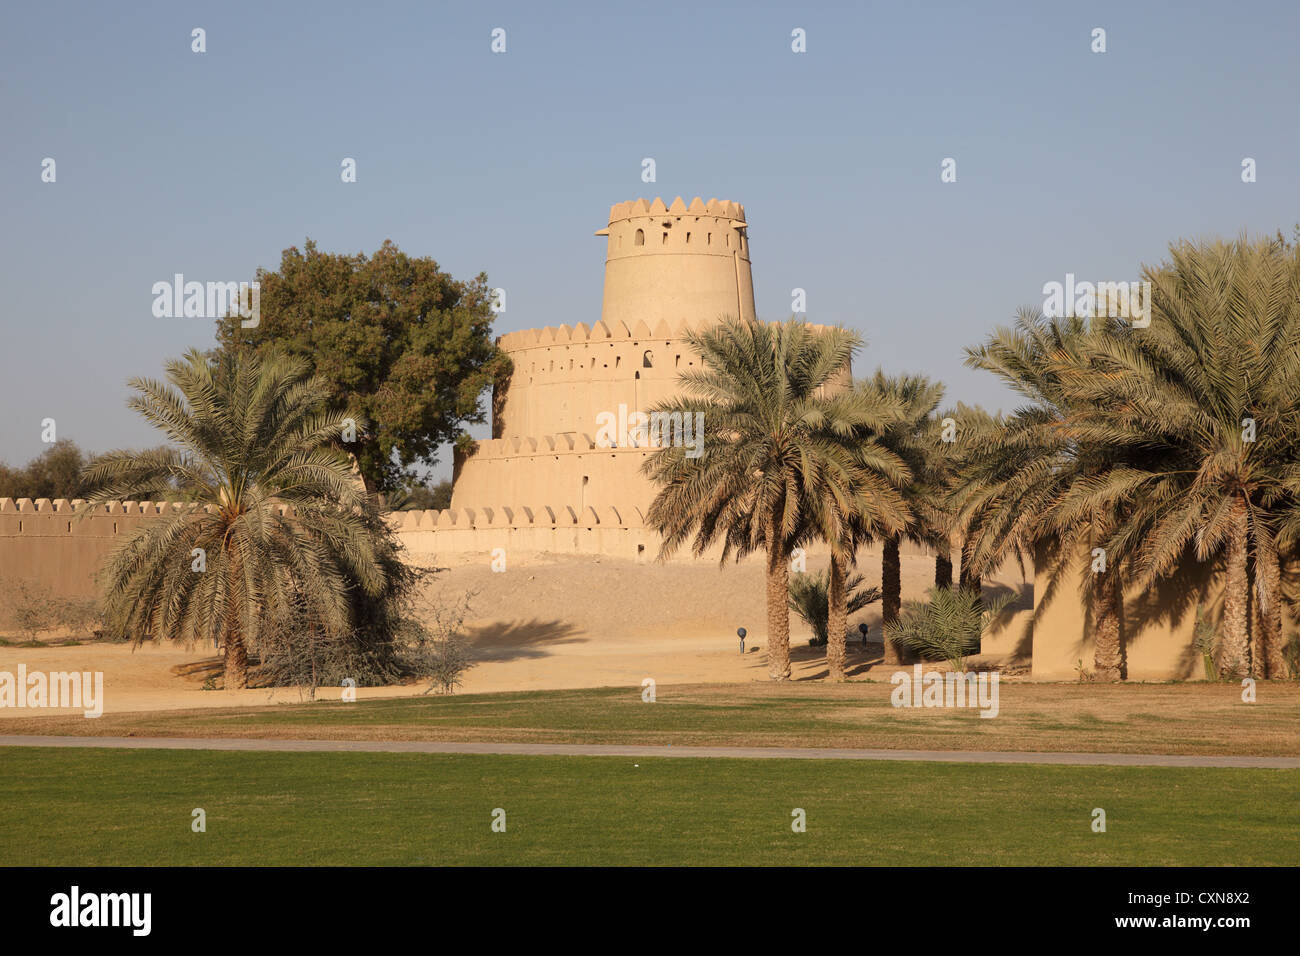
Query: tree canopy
xmin=215 ymin=239 xmax=509 ymax=492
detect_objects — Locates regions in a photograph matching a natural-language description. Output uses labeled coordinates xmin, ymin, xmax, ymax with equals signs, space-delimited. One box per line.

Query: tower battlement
xmin=602 ymin=196 xmax=746 ymax=225
xmin=454 ymin=195 xmax=763 ymax=515
xmin=596 ymin=196 xmax=755 ymax=329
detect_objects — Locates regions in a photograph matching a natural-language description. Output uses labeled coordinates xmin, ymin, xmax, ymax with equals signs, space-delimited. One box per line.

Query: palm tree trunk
xmin=223 ymin=546 xmax=249 ymax=690
xmin=958 ymin=563 xmax=982 ymax=596
xmin=1255 ymin=535 xmax=1286 ymax=679
xmin=766 ymin=515 xmax=792 ymax=681
xmin=827 ymin=553 xmax=848 ymax=682
xmin=1219 ymin=494 xmax=1251 ymax=679
xmin=1091 ymin=565 xmax=1123 ymax=681
xmin=935 ymin=537 xmax=953 ymax=590
xmin=882 ymin=536 xmax=903 ymax=664
xmin=223 ymin=619 xmax=248 ymax=689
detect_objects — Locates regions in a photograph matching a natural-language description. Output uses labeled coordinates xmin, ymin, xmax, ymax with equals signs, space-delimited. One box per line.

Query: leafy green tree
xmin=642 ymin=317 xmax=875 ymax=681
xmin=383 ymin=478 xmax=453 ymax=512
xmin=0 ymin=440 xmax=87 ymax=500
xmin=79 ymin=349 xmax=394 ymax=689
xmin=214 ymin=239 xmax=509 ymax=493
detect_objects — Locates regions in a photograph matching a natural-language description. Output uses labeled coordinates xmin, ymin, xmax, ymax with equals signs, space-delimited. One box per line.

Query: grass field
xmin=1 ymin=746 xmax=1296 ymax=865
xmin=4 ymin=681 xmax=1298 ymax=756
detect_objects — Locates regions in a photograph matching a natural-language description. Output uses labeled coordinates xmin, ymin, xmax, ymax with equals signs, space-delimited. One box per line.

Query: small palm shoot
xmin=886 ymin=586 xmax=1011 ymax=671
xmin=788 ymin=570 xmax=880 ymax=647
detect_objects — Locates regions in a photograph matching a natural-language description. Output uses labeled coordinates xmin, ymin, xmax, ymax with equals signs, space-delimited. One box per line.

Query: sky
xmin=2 ymin=0 xmax=1297 ymax=481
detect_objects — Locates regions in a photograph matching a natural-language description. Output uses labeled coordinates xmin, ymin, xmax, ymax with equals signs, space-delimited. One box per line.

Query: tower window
xmin=634 ymin=229 xmax=644 ymax=246
xmin=643 ymin=350 xmax=654 ymax=368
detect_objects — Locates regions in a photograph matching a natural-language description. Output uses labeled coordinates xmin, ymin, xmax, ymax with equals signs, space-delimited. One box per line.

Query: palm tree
xmin=642 ymin=317 xmax=872 ymax=681
xmin=788 ymin=569 xmax=880 ymax=647
xmin=79 ymin=349 xmax=387 ymax=689
xmin=793 ymin=382 xmax=911 ymax=681
xmin=856 ymin=372 xmax=947 ymax=665
xmin=956 ymin=311 xmax=1130 ymax=681
xmin=1057 ymin=237 xmax=1300 ymax=678
xmin=930 ymin=401 xmax=992 ymax=593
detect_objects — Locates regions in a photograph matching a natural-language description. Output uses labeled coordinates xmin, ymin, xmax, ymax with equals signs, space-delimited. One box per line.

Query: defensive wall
xmin=3 ymin=496 xmax=1266 ymax=681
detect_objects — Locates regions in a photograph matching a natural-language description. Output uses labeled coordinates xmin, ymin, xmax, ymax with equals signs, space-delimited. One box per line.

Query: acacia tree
xmin=80 ymin=350 xmax=392 ymax=689
xmin=642 ymin=318 xmax=877 ymax=681
xmin=215 ymin=239 xmax=509 ymax=493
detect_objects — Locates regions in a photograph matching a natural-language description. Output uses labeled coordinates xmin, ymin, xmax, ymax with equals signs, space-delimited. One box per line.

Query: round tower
xmin=596 ymin=197 xmax=755 ymax=329
xmin=452 ymin=197 xmax=770 ymax=520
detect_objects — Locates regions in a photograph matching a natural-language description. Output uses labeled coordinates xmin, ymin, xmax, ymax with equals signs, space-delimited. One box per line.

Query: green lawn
xmin=3 ymin=747 xmax=1297 ymax=865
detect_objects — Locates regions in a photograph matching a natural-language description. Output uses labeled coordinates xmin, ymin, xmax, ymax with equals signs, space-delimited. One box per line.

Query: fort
xmin=0 ymin=197 xmax=1269 ymax=681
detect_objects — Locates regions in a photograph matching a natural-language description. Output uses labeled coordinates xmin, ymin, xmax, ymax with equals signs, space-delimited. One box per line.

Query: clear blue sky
xmin=3 ymin=0 xmax=1297 ymax=481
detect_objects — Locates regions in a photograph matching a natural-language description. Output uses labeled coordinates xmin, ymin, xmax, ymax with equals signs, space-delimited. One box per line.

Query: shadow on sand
xmin=464 ymin=618 xmax=587 ymax=661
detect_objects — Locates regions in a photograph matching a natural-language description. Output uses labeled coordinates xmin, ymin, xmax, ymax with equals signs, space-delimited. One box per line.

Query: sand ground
xmin=0 ymin=551 xmax=1032 ymax=717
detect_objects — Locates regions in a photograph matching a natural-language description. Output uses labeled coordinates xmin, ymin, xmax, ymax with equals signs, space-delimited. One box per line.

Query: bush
xmin=254 ymin=513 xmax=476 ymax=698
xmin=0 ymin=578 xmax=101 ymax=641
xmin=407 ymin=589 xmax=477 ymax=695
xmin=254 ymin=509 xmax=430 ymax=696
xmin=1 ymin=578 xmax=60 ymax=639
xmin=54 ymin=596 xmax=101 ymax=639
xmin=885 ymin=586 xmax=1011 ymax=671
xmin=788 ymin=570 xmax=880 ymax=646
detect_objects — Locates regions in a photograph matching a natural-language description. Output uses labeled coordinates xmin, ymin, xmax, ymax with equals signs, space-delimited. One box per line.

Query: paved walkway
xmin=2 ymin=735 xmax=1297 ymax=768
